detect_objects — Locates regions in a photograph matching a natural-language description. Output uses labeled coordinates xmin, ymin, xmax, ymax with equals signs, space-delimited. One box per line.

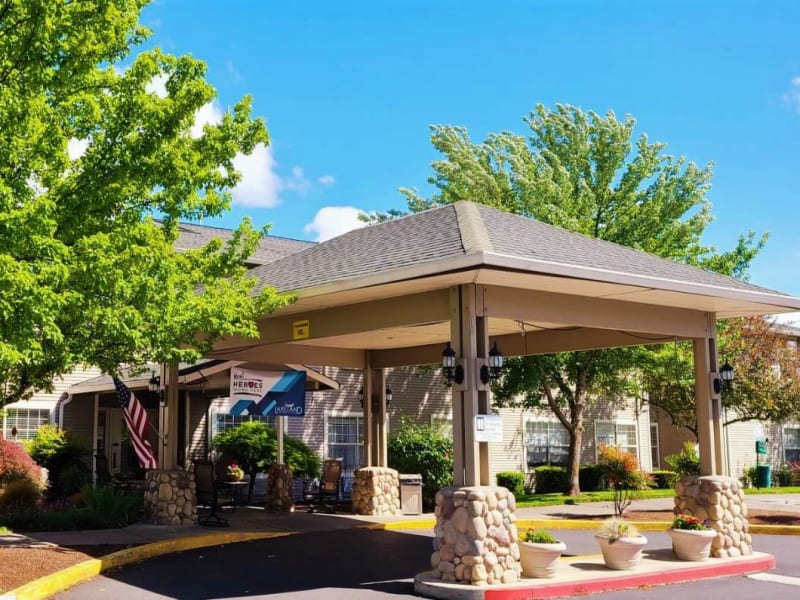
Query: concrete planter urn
xmin=520 ymin=540 xmax=567 ymax=578
xmin=595 ymin=518 xmax=647 ymax=570
xmin=668 ymin=514 xmax=717 ymax=561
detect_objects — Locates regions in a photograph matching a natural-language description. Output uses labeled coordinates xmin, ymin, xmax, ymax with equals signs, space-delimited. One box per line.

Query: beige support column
xmin=92 ymin=393 xmax=99 ymax=484
xmin=475 ymin=290 xmax=491 ymax=486
xmin=363 ymin=358 xmax=373 ymax=467
xmin=160 ymin=363 xmax=180 ymax=470
xmin=373 ymin=368 xmax=388 ymax=467
xmin=277 ymin=416 xmax=285 ymax=464
xmin=450 ymin=284 xmax=482 ymax=486
xmin=693 ymin=313 xmax=719 ymax=476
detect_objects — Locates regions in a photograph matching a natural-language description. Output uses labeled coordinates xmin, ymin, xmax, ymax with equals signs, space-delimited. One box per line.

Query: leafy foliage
xmin=0 ymin=436 xmax=42 ymax=487
xmin=0 ymin=478 xmax=42 ymax=513
xmin=596 ymin=517 xmax=640 ymax=543
xmin=211 ymin=421 xmax=319 ymax=501
xmin=649 ymin=470 xmax=679 ymax=489
xmin=597 ymin=445 xmax=650 ymax=516
xmin=578 ymin=464 xmax=608 ymax=492
xmin=388 ymin=418 xmax=454 ymax=509
xmin=672 ymin=514 xmax=709 ymax=531
xmin=0 ymin=0 xmax=290 ymax=408
xmin=496 ymin=471 xmax=525 ymax=497
xmin=396 ymin=103 xmax=764 ymax=495
xmin=26 ymin=425 xmax=90 ymax=495
xmin=665 ymin=442 xmax=701 ymax=476
xmin=522 ymin=528 xmax=558 ymax=543
xmin=532 ymin=466 xmax=569 ymax=494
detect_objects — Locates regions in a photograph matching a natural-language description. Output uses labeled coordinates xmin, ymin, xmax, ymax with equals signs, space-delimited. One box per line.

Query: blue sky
xmin=141 ymin=1 xmax=799 ymax=305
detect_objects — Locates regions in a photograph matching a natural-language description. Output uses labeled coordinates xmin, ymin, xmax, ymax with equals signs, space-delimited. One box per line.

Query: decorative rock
xmin=144 ymin=469 xmax=196 ymax=526
xmin=265 ymin=463 xmax=294 ymax=512
xmin=351 ymin=467 xmax=400 ymax=516
xmin=429 ymin=486 xmax=521 ymax=586
xmin=674 ymin=475 xmax=751 ymax=558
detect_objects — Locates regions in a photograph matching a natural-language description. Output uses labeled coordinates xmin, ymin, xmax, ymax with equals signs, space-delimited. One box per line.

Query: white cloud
xmin=231 ymin=143 xmax=282 ymax=208
xmin=190 ymin=101 xmax=224 ymax=138
xmin=146 ymin=73 xmax=169 ymax=98
xmin=283 ymin=166 xmax=311 ymax=194
xmin=318 ymin=175 xmax=335 ymax=186
xmin=225 ymin=60 xmax=242 ymax=82
xmin=67 ymin=138 xmax=89 ymax=160
xmin=783 ymin=76 xmax=800 ymax=112
xmin=304 ymin=206 xmax=368 ymax=242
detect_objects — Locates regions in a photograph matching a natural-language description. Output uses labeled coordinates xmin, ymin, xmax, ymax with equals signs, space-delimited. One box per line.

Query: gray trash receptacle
xmin=399 ymin=474 xmax=423 ymax=515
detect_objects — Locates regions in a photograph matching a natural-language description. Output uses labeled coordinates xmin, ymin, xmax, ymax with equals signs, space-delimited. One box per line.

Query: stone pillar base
xmin=351 ymin=467 xmax=400 ymax=515
xmin=265 ymin=463 xmax=294 ymax=512
xmin=431 ymin=486 xmax=520 ymax=586
xmin=674 ymin=475 xmax=752 ymax=557
xmin=144 ymin=469 xmax=196 ymax=526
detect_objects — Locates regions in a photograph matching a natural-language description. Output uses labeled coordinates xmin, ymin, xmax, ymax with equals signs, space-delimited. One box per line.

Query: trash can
xmin=399 ymin=474 xmax=423 ymax=515
xmin=755 ymin=465 xmax=772 ymax=489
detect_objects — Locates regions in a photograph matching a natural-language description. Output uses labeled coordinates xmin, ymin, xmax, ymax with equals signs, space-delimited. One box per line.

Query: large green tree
xmin=399 ymin=104 xmax=764 ymax=495
xmin=0 ymin=0 xmax=289 ymax=408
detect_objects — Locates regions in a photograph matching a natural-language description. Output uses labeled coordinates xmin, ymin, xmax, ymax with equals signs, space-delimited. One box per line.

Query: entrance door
xmin=106 ymin=407 xmax=156 ymax=477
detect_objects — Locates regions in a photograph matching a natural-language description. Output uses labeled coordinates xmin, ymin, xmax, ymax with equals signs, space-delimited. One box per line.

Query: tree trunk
xmin=566 ymin=422 xmax=582 ymax=496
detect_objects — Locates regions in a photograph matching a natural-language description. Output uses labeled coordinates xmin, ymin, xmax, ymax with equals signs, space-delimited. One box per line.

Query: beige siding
xmin=489 ymin=408 xmax=525 ymax=483
xmin=60 ymin=394 xmax=94 ymax=447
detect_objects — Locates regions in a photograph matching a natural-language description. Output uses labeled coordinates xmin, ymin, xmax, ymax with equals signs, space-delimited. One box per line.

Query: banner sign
xmin=229 ymin=368 xmax=307 ymax=417
xmin=474 ymin=414 xmax=503 ymax=443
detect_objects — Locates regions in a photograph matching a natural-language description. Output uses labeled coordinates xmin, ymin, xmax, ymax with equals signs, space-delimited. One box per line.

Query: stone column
xmin=674 ymin=475 xmax=752 ymax=558
xmin=351 ymin=467 xmax=400 ymax=516
xmin=144 ymin=469 xmax=196 ymax=526
xmin=430 ymin=486 xmax=520 ymax=586
xmin=265 ymin=463 xmax=294 ymax=512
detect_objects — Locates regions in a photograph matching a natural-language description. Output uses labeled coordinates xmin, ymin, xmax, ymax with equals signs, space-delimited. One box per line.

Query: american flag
xmin=112 ymin=377 xmax=158 ymax=470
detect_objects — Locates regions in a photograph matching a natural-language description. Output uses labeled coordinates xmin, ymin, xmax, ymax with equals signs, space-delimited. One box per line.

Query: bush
xmin=0 ymin=479 xmax=42 ymax=513
xmin=27 ymin=425 xmax=90 ymax=496
xmin=532 ymin=466 xmax=568 ymax=494
xmin=496 ymin=472 xmax=524 ymax=497
xmin=665 ymin=442 xmax=700 ymax=476
xmin=388 ymin=418 xmax=453 ymax=510
xmin=79 ymin=485 xmax=143 ymax=528
xmin=579 ymin=464 xmax=607 ymax=491
xmin=742 ymin=466 xmax=758 ymax=488
xmin=650 ymin=470 xmax=679 ymax=489
xmin=597 ymin=445 xmax=650 ymax=516
xmin=0 ymin=435 xmax=42 ymax=487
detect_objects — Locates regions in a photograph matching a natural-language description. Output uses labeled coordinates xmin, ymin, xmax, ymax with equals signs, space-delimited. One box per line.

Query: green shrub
xmin=496 ymin=471 xmax=524 ymax=497
xmin=388 ymin=418 xmax=453 ymax=510
xmin=522 ymin=528 xmax=558 ymax=543
xmin=597 ymin=445 xmax=650 ymax=516
xmin=665 ymin=442 xmax=700 ymax=476
xmin=0 ymin=436 xmax=42 ymax=487
xmin=579 ymin=464 xmax=607 ymax=491
xmin=742 ymin=466 xmax=757 ymax=488
xmin=0 ymin=479 xmax=42 ymax=513
xmin=27 ymin=425 xmax=90 ymax=495
xmin=532 ymin=466 xmax=568 ymax=493
xmin=650 ymin=470 xmax=679 ymax=489
xmin=79 ymin=485 xmax=143 ymax=528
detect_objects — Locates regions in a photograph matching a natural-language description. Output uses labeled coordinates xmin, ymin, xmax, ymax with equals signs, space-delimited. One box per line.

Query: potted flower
xmin=668 ymin=514 xmax=717 ymax=561
xmin=519 ymin=529 xmax=566 ymax=578
xmin=594 ymin=517 xmax=647 ymax=570
xmin=226 ymin=462 xmax=244 ymax=482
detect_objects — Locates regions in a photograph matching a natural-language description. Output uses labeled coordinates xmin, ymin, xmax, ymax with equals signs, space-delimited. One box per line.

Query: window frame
xmin=783 ymin=425 xmax=800 ymax=463
xmin=594 ymin=420 xmax=639 ymax=461
xmin=523 ymin=418 xmax=569 ymax=469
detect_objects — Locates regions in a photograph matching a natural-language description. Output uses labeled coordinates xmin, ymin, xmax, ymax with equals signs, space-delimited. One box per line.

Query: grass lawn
xmin=516 ymin=486 xmax=800 ymax=508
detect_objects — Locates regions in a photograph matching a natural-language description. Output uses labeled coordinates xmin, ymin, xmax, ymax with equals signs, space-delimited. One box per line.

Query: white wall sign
xmin=474 ymin=414 xmax=503 ymax=443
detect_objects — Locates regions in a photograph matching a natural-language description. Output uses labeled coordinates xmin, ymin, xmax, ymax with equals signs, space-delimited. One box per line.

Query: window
xmin=650 ymin=423 xmax=660 ymax=469
xmin=595 ymin=421 xmax=638 ymax=459
xmin=1 ymin=408 xmax=50 ymax=440
xmin=326 ymin=414 xmax=363 ymax=492
xmin=213 ymin=413 xmax=275 ymax=437
xmin=525 ymin=420 xmax=569 ymax=468
xmin=784 ymin=427 xmax=800 ymax=463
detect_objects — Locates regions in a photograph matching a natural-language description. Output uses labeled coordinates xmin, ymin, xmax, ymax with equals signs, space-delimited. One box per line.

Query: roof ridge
xmin=454 ymin=200 xmax=494 ymax=254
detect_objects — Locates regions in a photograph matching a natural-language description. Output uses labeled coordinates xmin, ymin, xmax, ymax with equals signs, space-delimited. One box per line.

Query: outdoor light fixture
xmin=441 ymin=342 xmax=464 ymax=386
xmin=480 ymin=342 xmax=504 ymax=384
xmin=713 ymin=360 xmax=735 ymax=394
xmin=358 ymin=387 xmax=392 ymax=409
xmin=148 ymin=371 xmax=165 ymax=405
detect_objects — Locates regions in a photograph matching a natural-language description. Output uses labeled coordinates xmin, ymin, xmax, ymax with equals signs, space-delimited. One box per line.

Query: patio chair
xmin=306 ymin=458 xmax=342 ymax=514
xmin=194 ymin=460 xmax=235 ymax=526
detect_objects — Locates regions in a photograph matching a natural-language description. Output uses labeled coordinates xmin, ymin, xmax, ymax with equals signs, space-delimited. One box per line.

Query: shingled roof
xmin=174 ymin=222 xmax=314 ymax=266
xmin=248 ymin=200 xmax=784 ymax=299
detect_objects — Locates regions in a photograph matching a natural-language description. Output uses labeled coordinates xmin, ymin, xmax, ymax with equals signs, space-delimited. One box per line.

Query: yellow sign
xmin=293 ymin=319 xmax=310 ymax=340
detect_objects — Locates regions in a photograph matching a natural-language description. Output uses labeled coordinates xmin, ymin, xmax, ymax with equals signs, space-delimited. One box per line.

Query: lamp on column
xmin=358 ymin=388 xmax=392 ymax=410
xmin=442 ymin=342 xmax=464 ymax=386
xmin=480 ymin=342 xmax=504 ymax=384
xmin=148 ymin=371 xmax=165 ymax=405
xmin=713 ymin=360 xmax=734 ymax=394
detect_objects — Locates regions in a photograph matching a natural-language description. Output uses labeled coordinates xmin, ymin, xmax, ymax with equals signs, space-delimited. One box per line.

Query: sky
xmin=140 ymin=1 xmax=800 ymax=315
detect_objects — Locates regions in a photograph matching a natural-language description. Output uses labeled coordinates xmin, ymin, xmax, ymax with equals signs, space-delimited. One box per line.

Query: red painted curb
xmin=485 ymin=554 xmax=776 ymax=600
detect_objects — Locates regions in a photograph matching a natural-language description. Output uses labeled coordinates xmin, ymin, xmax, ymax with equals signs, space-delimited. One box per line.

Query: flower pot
xmin=595 ymin=535 xmax=647 ymax=570
xmin=668 ymin=528 xmax=717 ymax=561
xmin=519 ymin=540 xmax=567 ymax=578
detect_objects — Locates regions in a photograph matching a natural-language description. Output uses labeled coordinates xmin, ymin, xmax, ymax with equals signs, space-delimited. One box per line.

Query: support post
xmin=363 ymin=358 xmax=373 ymax=467
xmin=371 ymin=368 xmax=388 ymax=466
xmin=159 ymin=363 xmax=180 ymax=470
xmin=277 ymin=416 xmax=285 ymax=464
xmin=693 ymin=313 xmax=721 ymax=476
